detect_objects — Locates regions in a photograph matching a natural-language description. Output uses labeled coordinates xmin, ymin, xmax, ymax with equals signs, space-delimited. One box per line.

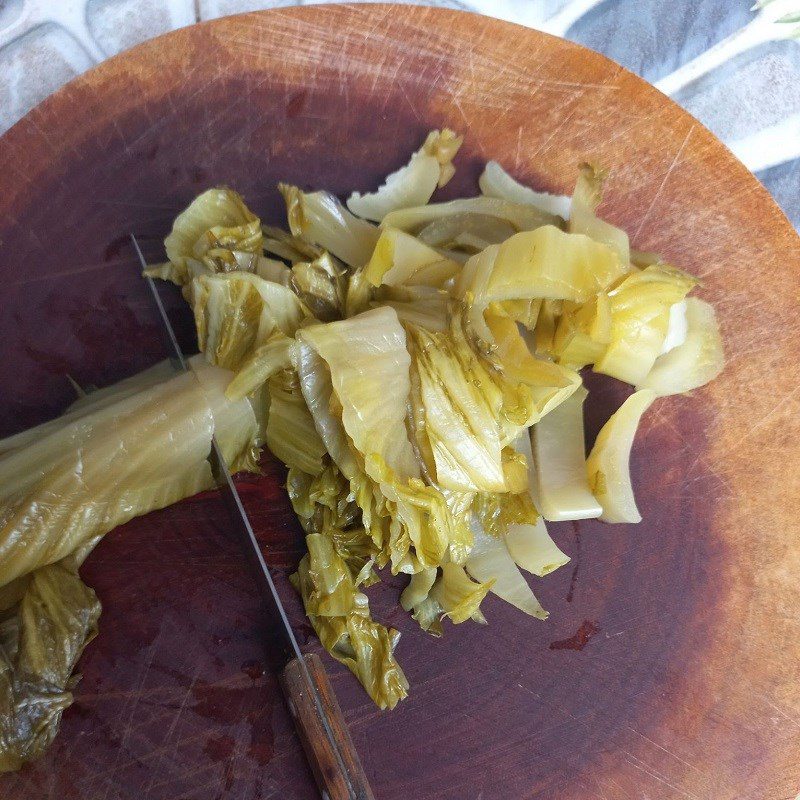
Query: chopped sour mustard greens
xmin=0 ymin=130 xmax=724 ymax=764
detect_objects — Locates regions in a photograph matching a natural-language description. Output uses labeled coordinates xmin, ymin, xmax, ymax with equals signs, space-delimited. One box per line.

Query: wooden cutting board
xmin=1 ymin=5 xmax=799 ymax=799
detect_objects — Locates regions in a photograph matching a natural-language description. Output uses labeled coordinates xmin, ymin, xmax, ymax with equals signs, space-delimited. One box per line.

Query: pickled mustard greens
xmin=586 ymin=390 xmax=656 ymax=523
xmin=0 ymin=129 xmax=724 ymax=764
xmin=0 ymin=357 xmax=263 ymax=769
xmin=479 ymin=160 xmax=572 ymax=219
xmin=347 ymin=129 xmax=463 ymax=221
xmin=146 ymin=188 xmax=263 ymax=286
xmin=531 ymin=387 xmax=602 ymax=522
xmin=638 ymin=297 xmax=724 ymax=396
xmin=365 ymin=227 xmax=460 ymax=289
xmin=0 ymin=559 xmax=100 ymax=771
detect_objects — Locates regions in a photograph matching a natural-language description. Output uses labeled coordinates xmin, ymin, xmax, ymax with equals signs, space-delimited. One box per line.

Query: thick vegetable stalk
xmin=280 ymin=184 xmax=379 ymax=268
xmin=466 ymin=521 xmax=548 ymax=620
xmin=463 ymin=430 xmax=569 ymax=618
xmin=531 ymin=386 xmax=602 ymax=522
xmin=0 ymin=367 xmax=239 ymax=586
xmin=506 ymin=431 xmax=570 ymax=578
xmin=594 ymin=264 xmax=697 ymax=385
xmin=0 ymin=361 xmax=179 ymax=461
xmin=586 ymin=390 xmax=656 ymax=523
xmin=505 ymin=519 xmax=570 ymax=578
xmin=0 ymin=357 xmax=262 ymax=769
xmin=365 ymin=227 xmax=459 ymax=289
xmin=638 ymin=298 xmax=724 ymax=396
xmin=0 ymin=360 xmax=261 ymax=584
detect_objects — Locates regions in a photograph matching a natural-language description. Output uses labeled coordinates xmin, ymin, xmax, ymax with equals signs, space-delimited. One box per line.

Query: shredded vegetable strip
xmin=531 ymin=386 xmax=601 ymax=522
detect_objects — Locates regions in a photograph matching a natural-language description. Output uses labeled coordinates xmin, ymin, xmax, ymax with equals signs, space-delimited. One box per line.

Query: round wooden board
xmin=1 ymin=5 xmax=799 ymax=799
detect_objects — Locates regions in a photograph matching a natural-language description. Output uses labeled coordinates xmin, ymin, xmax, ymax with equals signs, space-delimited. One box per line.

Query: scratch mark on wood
xmin=763 ymin=696 xmax=800 ymax=729
xmin=634 ymin=125 xmax=696 ymax=241
xmin=624 ymin=750 xmax=701 ymax=800
xmin=626 ymin=726 xmax=701 ymax=773
xmin=94 ymin=621 xmax=168 ymax=800
xmin=398 ymin=80 xmax=423 ymax=125
xmin=529 ymin=95 xmax=586 ymax=160
xmin=141 ymin=662 xmax=202 ymax=797
xmin=732 ymin=382 xmax=800 ymax=448
xmin=514 ymin=126 xmax=523 ymax=170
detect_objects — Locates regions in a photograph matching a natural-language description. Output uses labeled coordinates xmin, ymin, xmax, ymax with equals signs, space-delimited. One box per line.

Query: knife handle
xmin=280 ymin=652 xmax=375 ymax=800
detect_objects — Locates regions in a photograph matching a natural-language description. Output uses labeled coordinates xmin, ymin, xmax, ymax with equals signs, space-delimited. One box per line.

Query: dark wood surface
xmin=281 ymin=653 xmax=375 ymax=800
xmin=0 ymin=5 xmax=798 ymax=799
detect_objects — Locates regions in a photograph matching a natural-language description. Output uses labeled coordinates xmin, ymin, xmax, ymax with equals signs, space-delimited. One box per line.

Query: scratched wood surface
xmin=0 ymin=5 xmax=798 ymax=799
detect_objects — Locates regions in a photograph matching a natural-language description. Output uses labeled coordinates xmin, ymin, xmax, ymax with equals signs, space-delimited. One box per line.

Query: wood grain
xmin=0 ymin=4 xmax=798 ymax=799
xmin=281 ymin=653 xmax=375 ymax=800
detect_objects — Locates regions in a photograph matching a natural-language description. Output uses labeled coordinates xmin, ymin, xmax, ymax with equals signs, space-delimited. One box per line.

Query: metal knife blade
xmin=131 ymin=234 xmax=374 ymax=800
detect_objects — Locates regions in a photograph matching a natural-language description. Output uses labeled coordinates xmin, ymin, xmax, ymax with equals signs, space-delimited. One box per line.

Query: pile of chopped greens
xmin=0 ymin=129 xmax=723 ymax=767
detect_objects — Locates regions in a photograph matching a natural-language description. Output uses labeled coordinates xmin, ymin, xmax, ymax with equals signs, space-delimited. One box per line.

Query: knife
xmin=131 ymin=234 xmax=375 ymax=800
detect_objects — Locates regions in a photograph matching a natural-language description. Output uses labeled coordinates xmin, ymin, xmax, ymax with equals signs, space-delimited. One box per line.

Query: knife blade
xmin=131 ymin=234 xmax=375 ymax=800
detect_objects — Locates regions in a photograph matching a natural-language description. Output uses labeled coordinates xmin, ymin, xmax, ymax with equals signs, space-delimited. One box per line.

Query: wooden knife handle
xmin=280 ymin=652 xmax=375 ymax=800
